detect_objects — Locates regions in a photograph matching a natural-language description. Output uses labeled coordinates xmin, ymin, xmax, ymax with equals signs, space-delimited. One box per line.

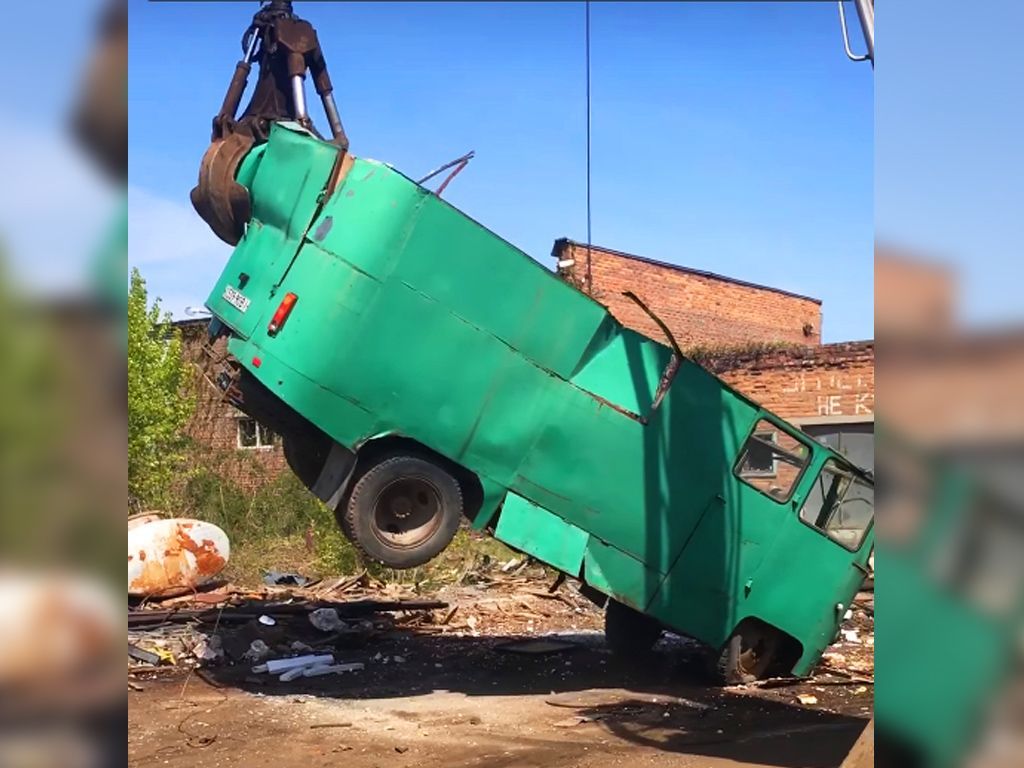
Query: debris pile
xmin=128 ymin=575 xmax=447 ymax=684
xmin=128 ymin=563 xmax=873 ymax=720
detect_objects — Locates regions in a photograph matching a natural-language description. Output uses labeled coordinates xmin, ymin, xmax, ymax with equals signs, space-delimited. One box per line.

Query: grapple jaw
xmin=190 ymin=133 xmax=254 ymax=246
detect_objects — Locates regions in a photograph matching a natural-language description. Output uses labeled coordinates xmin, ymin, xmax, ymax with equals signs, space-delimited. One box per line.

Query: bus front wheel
xmin=604 ymin=598 xmax=663 ymax=657
xmin=716 ymin=625 xmax=780 ymax=684
xmin=342 ymin=454 xmax=463 ymax=569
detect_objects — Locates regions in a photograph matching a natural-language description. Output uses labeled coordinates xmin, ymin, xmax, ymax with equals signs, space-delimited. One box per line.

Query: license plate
xmin=223 ymin=285 xmax=250 ymax=313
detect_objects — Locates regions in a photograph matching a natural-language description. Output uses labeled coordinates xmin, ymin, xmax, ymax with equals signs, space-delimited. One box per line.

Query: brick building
xmin=706 ymin=342 xmax=875 ymax=470
xmin=554 ymin=239 xmax=874 ymax=470
xmin=178 ymin=319 xmax=287 ymax=489
xmin=178 ymin=239 xmax=875 ymax=489
xmin=553 ymin=239 xmax=822 ymax=348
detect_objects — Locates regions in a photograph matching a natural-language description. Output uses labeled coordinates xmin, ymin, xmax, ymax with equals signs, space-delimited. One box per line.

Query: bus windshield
xmin=800 ymin=459 xmax=874 ymax=551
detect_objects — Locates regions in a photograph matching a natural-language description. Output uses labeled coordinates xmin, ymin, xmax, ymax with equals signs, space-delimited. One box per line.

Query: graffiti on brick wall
xmin=781 ymin=372 xmax=874 ymax=417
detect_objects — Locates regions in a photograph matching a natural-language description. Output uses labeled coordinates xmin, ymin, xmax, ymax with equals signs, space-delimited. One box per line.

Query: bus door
xmin=750 ymin=454 xmax=874 ymax=666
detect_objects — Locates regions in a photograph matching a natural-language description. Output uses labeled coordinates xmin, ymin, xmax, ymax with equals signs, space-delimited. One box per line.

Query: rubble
xmin=309 ymin=607 xmax=346 ymax=632
xmin=191 ymin=634 xmax=224 ymax=662
xmin=127 ymin=576 xmax=449 ymax=687
xmin=128 ymin=644 xmax=163 ymax=666
xmin=126 ymin=566 xmax=872 ymax=728
xmin=243 ymin=640 xmax=271 ymax=662
xmin=127 ymin=541 xmax=873 ymax=768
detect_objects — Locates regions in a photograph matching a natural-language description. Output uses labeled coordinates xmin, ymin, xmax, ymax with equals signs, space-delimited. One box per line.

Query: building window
xmin=237 ymin=417 xmax=278 ymax=449
xmin=735 ymin=418 xmax=811 ymax=503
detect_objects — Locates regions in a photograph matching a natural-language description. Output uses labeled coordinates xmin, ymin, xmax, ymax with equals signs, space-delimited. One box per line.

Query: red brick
xmin=555 ymin=240 xmax=822 ymax=347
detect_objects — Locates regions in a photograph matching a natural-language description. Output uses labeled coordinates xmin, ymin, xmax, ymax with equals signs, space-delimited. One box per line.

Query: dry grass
xmin=222 ymin=521 xmax=524 ymax=591
xmin=223 ymin=534 xmax=322 ymax=587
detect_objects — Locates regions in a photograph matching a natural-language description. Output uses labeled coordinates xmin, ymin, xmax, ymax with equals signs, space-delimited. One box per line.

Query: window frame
xmin=738 ymin=429 xmax=780 ymax=478
xmin=797 ymin=458 xmax=875 ymax=552
xmin=236 ymin=416 xmax=278 ymax=450
xmin=733 ymin=417 xmax=813 ymax=504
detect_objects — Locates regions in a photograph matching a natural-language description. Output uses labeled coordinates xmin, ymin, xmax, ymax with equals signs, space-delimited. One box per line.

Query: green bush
xmin=176 ymin=463 xmax=524 ymax=588
xmin=128 ymin=268 xmax=194 ymax=510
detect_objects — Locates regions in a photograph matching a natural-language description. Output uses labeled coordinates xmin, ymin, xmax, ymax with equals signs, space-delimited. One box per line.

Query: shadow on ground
xmin=195 ymin=627 xmax=866 ymax=768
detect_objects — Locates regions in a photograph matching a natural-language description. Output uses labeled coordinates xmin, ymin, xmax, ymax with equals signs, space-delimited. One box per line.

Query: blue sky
xmin=0 ymin=0 xmax=116 ymax=297
xmin=128 ymin=1 xmax=873 ymax=341
xmin=876 ymin=0 xmax=1024 ymax=329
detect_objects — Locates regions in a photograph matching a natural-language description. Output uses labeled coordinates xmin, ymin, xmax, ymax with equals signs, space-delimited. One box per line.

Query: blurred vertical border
xmin=0 ymin=0 xmax=125 ymax=765
xmin=876 ymin=1 xmax=1024 ymax=766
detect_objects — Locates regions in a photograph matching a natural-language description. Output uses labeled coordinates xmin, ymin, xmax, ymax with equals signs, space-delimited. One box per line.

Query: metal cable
xmin=585 ymin=0 xmax=593 ymax=293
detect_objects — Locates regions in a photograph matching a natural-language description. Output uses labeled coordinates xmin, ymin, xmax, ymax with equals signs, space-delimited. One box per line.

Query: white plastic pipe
xmin=252 ymin=653 xmax=334 ymax=675
xmin=302 ymin=662 xmax=365 ymax=677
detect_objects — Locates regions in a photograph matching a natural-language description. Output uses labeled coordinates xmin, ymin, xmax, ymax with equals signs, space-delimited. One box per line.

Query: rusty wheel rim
xmin=738 ymin=644 xmax=762 ymax=677
xmin=371 ymin=477 xmax=444 ymax=549
xmin=736 ymin=628 xmax=775 ymax=679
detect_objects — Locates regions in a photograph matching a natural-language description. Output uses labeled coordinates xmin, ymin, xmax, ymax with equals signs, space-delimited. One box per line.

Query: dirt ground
xmin=128 ymin=583 xmax=873 ymax=768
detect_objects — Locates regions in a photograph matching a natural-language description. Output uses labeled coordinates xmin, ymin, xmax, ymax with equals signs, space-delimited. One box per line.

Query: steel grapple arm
xmin=191 ymin=0 xmax=347 ymax=245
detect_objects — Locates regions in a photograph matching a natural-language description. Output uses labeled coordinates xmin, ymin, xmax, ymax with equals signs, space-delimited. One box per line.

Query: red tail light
xmin=267 ymin=292 xmax=298 ymax=335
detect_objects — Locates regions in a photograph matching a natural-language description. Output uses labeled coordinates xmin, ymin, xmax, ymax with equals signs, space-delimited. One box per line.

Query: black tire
xmin=342 ymin=454 xmax=463 ymax=569
xmin=604 ymin=598 xmax=663 ymax=657
xmin=715 ymin=625 xmax=780 ymax=685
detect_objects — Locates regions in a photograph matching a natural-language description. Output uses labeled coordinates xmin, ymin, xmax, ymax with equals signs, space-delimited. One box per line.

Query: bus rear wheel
xmin=604 ymin=598 xmax=663 ymax=657
xmin=342 ymin=454 xmax=463 ymax=569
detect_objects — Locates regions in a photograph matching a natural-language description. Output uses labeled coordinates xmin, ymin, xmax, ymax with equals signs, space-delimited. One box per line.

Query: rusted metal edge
xmin=622 ymin=290 xmax=685 ymax=416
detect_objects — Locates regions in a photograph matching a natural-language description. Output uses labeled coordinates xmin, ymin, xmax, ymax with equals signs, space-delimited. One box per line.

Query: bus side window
xmin=800 ymin=459 xmax=874 ymax=550
xmin=932 ymin=495 xmax=1024 ymax=617
xmin=735 ymin=419 xmax=811 ymax=503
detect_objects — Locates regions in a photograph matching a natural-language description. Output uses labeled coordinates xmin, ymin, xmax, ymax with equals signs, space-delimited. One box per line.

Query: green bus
xmin=201 ymin=122 xmax=874 ymax=682
xmin=877 ymin=438 xmax=1024 ymax=767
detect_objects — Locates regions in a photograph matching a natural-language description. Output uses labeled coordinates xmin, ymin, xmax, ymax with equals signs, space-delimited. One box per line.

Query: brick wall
xmin=701 ymin=341 xmax=875 ymax=425
xmin=178 ymin=320 xmax=288 ymax=490
xmin=554 ymin=239 xmax=822 ymax=348
xmin=880 ymin=333 xmax=1024 ymax=445
xmin=875 ymin=248 xmax=955 ymax=338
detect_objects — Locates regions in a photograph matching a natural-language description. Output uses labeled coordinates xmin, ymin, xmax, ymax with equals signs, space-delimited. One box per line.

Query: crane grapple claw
xmin=190 ymin=133 xmax=255 ymax=246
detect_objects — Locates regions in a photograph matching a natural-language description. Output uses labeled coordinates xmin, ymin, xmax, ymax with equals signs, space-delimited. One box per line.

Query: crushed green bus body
xmin=204 ymin=123 xmax=874 ymax=677
xmin=876 ymin=442 xmax=1024 ymax=768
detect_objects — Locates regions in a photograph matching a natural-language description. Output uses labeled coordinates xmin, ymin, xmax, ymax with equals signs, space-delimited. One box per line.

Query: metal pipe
xmin=853 ymin=0 xmax=874 ymax=64
xmin=291 ymin=74 xmax=308 ymax=120
xmin=435 ymin=159 xmax=470 ymax=197
xmin=416 ymin=151 xmax=475 ymax=185
xmin=244 ymin=29 xmax=259 ymax=63
xmin=837 ymin=1 xmax=872 ymax=65
xmin=321 ymin=92 xmax=348 ymax=148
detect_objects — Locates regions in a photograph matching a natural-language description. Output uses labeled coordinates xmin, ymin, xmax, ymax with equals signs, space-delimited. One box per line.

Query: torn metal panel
xmin=494 ymin=493 xmax=589 ymax=577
